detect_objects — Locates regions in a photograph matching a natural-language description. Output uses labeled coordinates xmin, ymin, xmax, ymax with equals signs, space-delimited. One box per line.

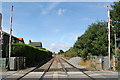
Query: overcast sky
xmin=2 ymin=2 xmax=113 ymax=52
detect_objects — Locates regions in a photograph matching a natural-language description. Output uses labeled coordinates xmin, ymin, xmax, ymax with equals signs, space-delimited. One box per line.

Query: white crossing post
xmin=107 ymin=6 xmax=111 ymax=69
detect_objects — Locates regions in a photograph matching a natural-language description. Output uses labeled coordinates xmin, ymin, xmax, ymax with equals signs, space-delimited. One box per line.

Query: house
xmin=18 ymin=38 xmax=24 ymax=43
xmin=116 ymin=38 xmax=120 ymax=49
xmin=29 ymin=40 xmax=42 ymax=48
xmin=2 ymin=31 xmax=25 ymax=57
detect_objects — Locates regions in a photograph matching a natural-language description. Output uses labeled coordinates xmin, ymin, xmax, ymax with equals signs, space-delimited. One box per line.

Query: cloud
xmin=44 ymin=33 xmax=82 ymax=53
xmin=53 ymin=29 xmax=60 ymax=33
xmin=57 ymin=8 xmax=67 ymax=15
xmin=46 ymin=43 xmax=70 ymax=53
xmin=41 ymin=2 xmax=60 ymax=15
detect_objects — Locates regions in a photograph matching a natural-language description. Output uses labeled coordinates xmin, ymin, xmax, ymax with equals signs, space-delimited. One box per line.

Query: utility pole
xmin=8 ymin=5 xmax=13 ymax=69
xmin=107 ymin=6 xmax=111 ymax=69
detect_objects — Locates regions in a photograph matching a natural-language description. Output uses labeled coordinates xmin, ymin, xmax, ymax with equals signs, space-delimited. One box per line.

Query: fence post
xmin=113 ymin=55 xmax=116 ymax=71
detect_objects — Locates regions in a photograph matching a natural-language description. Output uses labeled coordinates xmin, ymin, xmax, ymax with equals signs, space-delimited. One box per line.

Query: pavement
xmin=1 ymin=67 xmax=36 ymax=80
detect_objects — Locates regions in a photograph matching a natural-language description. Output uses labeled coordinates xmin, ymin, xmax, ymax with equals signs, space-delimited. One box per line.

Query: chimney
xmin=29 ymin=40 xmax=32 ymax=43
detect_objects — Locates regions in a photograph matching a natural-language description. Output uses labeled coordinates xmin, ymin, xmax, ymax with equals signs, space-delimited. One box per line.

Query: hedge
xmin=6 ymin=43 xmax=52 ymax=66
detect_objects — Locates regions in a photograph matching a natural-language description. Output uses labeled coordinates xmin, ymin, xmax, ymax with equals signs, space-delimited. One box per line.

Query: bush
xmin=64 ymin=47 xmax=78 ymax=58
xmin=6 ymin=43 xmax=52 ymax=66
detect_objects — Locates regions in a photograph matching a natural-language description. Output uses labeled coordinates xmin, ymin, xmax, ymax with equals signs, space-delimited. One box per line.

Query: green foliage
xmin=64 ymin=47 xmax=78 ymax=58
xmin=6 ymin=43 xmax=52 ymax=66
xmin=74 ymin=22 xmax=111 ymax=59
xmin=58 ymin=50 xmax=64 ymax=54
xmin=111 ymin=1 xmax=120 ymax=37
xmin=64 ymin=21 xmax=114 ymax=60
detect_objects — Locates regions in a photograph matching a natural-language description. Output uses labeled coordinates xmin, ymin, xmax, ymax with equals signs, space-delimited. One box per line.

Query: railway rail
xmin=19 ymin=55 xmax=95 ymax=80
xmin=3 ymin=55 xmax=118 ymax=80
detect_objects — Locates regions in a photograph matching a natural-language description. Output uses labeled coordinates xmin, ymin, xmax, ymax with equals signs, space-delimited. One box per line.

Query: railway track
xmin=18 ymin=55 xmax=92 ymax=80
xmin=5 ymin=55 xmax=114 ymax=80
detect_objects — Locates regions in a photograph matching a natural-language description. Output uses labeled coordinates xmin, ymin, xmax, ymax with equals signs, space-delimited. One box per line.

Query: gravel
xmin=68 ymin=57 xmax=82 ymax=65
xmin=62 ymin=57 xmax=86 ymax=69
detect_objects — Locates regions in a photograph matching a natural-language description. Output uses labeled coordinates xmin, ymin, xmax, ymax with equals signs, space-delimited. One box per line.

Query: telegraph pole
xmin=107 ymin=6 xmax=111 ymax=69
xmin=8 ymin=5 xmax=14 ymax=69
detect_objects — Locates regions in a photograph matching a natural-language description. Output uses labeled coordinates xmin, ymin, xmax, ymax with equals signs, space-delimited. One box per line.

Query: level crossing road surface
xmin=1 ymin=55 xmax=119 ymax=80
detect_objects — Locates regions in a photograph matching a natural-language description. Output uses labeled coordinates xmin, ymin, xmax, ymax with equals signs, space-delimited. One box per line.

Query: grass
xmin=2 ymin=69 xmax=7 ymax=72
xmin=78 ymin=59 xmax=119 ymax=71
xmin=78 ymin=59 xmax=97 ymax=71
xmin=61 ymin=55 xmax=71 ymax=60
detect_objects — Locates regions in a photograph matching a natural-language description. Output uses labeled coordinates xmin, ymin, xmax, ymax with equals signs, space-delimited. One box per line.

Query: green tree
xmin=65 ymin=21 xmax=114 ymax=60
xmin=110 ymin=1 xmax=120 ymax=37
xmin=58 ymin=50 xmax=64 ymax=54
xmin=64 ymin=47 xmax=78 ymax=57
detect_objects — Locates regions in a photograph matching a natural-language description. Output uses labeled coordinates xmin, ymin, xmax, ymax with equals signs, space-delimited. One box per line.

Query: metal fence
xmin=0 ymin=57 xmax=26 ymax=71
xmin=90 ymin=56 xmax=109 ymax=70
xmin=113 ymin=55 xmax=120 ymax=71
xmin=9 ymin=57 xmax=26 ymax=70
xmin=0 ymin=58 xmax=7 ymax=70
xmin=90 ymin=56 xmax=97 ymax=69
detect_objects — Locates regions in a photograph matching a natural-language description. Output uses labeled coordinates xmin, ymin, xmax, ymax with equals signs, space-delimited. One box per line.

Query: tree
xmin=64 ymin=47 xmax=78 ymax=57
xmin=58 ymin=50 xmax=64 ymax=54
xmin=110 ymin=1 xmax=120 ymax=37
xmin=65 ymin=21 xmax=114 ymax=60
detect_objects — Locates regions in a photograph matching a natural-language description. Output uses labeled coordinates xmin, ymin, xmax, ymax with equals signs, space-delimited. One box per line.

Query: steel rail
xmin=17 ymin=58 xmax=54 ymax=80
xmin=57 ymin=56 xmax=70 ymax=80
xmin=39 ymin=57 xmax=55 ymax=80
xmin=60 ymin=57 xmax=96 ymax=80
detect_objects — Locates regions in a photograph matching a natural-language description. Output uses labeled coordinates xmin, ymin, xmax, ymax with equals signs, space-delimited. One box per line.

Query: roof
xmin=18 ymin=38 xmax=23 ymax=40
xmin=29 ymin=42 xmax=42 ymax=47
xmin=116 ymin=38 xmax=120 ymax=41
